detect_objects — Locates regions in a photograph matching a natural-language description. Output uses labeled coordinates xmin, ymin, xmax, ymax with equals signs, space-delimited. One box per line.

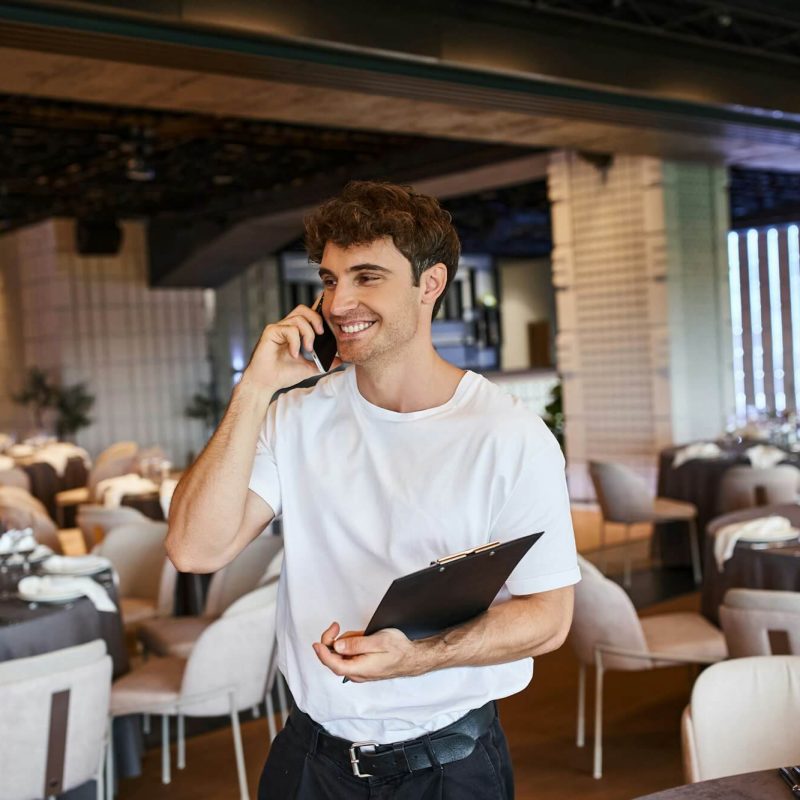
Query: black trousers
xmin=257 ymin=706 xmax=515 ymax=800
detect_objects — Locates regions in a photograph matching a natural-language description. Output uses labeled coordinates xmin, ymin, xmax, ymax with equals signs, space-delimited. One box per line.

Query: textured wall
xmin=549 ymin=152 xmax=733 ymax=499
xmin=0 ymin=219 xmax=209 ymax=466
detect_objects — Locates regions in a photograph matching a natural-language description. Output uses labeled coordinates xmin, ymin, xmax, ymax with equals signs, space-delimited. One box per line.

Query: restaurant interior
xmin=0 ymin=1 xmax=799 ymax=798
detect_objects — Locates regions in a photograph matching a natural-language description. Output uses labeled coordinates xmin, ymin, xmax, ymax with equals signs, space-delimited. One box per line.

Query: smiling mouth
xmin=338 ymin=321 xmax=376 ymax=334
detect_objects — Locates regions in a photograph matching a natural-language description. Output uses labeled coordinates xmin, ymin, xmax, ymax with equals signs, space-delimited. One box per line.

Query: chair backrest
xmin=95 ymin=441 xmax=138 ymax=468
xmin=717 ymin=465 xmax=800 ymax=514
xmin=569 ymin=555 xmax=650 ymax=670
xmin=719 ymin=588 xmax=800 ymax=657
xmin=0 ymin=486 xmax=60 ymax=552
xmin=204 ymin=533 xmax=284 ymax=616
xmin=0 ymin=467 xmax=31 ymax=492
xmin=0 ymin=639 xmax=111 ymax=798
xmin=77 ymin=504 xmax=150 ymax=549
xmin=681 ymin=655 xmax=800 ymax=782
xmin=95 ymin=521 xmax=175 ymax=608
xmin=258 ymin=547 xmax=284 ymax=586
xmin=88 ymin=451 xmax=139 ymax=497
xmin=588 ymin=461 xmax=654 ymax=524
xmin=180 ymin=585 xmax=278 ymax=716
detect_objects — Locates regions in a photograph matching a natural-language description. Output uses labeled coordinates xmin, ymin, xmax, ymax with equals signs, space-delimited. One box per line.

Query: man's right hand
xmin=241 ymin=301 xmax=332 ymax=393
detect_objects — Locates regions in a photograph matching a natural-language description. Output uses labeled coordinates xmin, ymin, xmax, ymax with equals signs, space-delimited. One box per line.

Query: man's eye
xmin=358 ymin=275 xmax=379 ymax=284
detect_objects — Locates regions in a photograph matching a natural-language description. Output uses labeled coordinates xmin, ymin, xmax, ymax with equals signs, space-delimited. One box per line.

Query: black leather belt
xmin=290 ymin=702 xmax=496 ymax=779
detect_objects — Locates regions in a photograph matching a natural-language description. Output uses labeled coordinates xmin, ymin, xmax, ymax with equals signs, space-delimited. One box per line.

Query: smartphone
xmin=305 ymin=296 xmax=338 ymax=373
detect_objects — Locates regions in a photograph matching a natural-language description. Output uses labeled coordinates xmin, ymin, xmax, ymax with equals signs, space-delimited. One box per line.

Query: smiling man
xmin=167 ymin=181 xmax=579 ymax=799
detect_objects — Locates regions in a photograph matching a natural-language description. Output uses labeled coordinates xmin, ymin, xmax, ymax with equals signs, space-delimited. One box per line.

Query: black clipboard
xmin=363 ymin=532 xmax=544 ymax=640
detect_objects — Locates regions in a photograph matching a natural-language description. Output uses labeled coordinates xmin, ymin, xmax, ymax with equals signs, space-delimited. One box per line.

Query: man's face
xmin=318 ymin=237 xmax=424 ymax=367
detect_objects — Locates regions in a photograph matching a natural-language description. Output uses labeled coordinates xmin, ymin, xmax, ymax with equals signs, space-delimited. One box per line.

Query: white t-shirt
xmin=248 ymin=365 xmax=579 ymax=743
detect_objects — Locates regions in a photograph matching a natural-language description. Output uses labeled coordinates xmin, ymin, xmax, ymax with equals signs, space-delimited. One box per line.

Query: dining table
xmin=0 ymin=562 xmax=142 ymax=799
xmin=655 ymin=440 xmax=800 ymax=568
xmin=701 ymin=502 xmax=800 ymax=624
xmin=634 ymin=768 xmax=789 ymax=799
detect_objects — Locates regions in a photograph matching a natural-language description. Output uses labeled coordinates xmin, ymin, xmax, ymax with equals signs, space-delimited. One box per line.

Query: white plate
xmin=41 ymin=555 xmax=110 ymax=576
xmin=28 ymin=545 xmax=54 ymax=563
xmin=18 ymin=576 xmax=84 ymax=603
xmin=739 ymin=527 xmax=800 ymax=543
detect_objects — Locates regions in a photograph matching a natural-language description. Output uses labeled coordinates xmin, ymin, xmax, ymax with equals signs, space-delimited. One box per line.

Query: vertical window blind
xmin=728 ymin=225 xmax=800 ymax=420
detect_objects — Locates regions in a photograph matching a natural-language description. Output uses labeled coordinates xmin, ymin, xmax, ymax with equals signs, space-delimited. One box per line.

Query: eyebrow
xmin=317 ymin=263 xmax=392 ymax=278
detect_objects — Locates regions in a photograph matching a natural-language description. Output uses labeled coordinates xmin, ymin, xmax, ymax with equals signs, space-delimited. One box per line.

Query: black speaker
xmin=75 ymin=220 xmax=123 ymax=255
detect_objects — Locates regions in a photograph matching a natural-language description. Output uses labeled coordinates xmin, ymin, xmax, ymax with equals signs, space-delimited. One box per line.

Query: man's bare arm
xmin=166 ymin=302 xmax=329 ymax=573
xmin=313 ymin=585 xmax=574 ymax=682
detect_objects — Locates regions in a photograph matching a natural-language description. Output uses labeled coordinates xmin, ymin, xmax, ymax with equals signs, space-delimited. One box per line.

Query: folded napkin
xmin=0 ymin=528 xmax=36 ymax=555
xmin=42 ymin=554 xmax=111 ymax=575
xmin=32 ymin=443 xmax=92 ymax=476
xmin=159 ymin=478 xmax=178 ymax=519
xmin=673 ymin=442 xmax=723 ymax=468
xmin=8 ymin=444 xmax=33 ymax=458
xmin=96 ymin=473 xmax=158 ymax=508
xmin=714 ymin=515 xmax=797 ymax=570
xmin=745 ymin=444 xmax=788 ymax=469
xmin=0 ymin=455 xmax=14 ymax=471
xmin=20 ymin=575 xmax=117 ymax=612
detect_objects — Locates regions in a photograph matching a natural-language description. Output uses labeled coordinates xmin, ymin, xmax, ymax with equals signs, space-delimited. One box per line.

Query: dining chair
xmin=0 ymin=466 xmax=31 ymax=492
xmin=717 ymin=465 xmax=800 ymax=514
xmin=109 ymin=582 xmax=279 ymax=799
xmin=0 ymin=639 xmax=112 ymax=800
xmin=76 ymin=504 xmax=150 ymax=550
xmin=588 ymin=460 xmax=702 ymax=586
xmin=55 ymin=442 xmax=139 ymax=526
xmin=93 ymin=520 xmax=177 ymax=632
xmin=681 ymin=655 xmax=800 ymax=782
xmin=719 ymin=588 xmax=800 ymax=657
xmin=137 ymin=531 xmax=283 ymax=659
xmin=570 ymin=555 xmax=726 ymax=779
xmin=0 ymin=485 xmax=61 ymax=552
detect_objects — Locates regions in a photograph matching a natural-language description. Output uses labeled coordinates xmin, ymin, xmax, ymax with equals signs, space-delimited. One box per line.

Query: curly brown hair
xmin=304 ymin=181 xmax=460 ymax=318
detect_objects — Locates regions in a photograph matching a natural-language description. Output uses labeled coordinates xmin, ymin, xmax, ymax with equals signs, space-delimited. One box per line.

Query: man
xmin=167 ymin=181 xmax=579 ymax=799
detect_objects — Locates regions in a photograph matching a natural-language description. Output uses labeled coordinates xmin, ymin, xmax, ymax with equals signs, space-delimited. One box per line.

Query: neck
xmin=353 ymin=343 xmax=466 ymax=413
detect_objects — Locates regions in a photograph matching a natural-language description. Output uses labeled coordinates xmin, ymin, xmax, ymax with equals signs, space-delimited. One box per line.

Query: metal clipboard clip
xmin=431 ymin=541 xmax=501 ymax=566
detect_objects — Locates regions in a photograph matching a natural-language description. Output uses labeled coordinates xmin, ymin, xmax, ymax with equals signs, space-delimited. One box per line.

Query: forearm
xmin=414 ymin=588 xmax=574 ymax=675
xmin=166 ymin=377 xmax=275 ymax=572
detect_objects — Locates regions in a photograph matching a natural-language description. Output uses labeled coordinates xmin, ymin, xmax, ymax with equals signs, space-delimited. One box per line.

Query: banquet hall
xmin=0 ymin=2 xmax=799 ymax=799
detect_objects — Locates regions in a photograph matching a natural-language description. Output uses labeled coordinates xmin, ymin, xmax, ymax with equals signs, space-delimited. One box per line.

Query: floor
xmin=119 ymin=506 xmax=701 ymax=800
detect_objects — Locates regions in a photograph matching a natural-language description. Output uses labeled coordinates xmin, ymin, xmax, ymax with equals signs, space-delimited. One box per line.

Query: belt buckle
xmin=349 ymin=740 xmax=379 ymax=778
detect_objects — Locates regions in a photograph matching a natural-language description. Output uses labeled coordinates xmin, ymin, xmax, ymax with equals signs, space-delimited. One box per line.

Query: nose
xmin=328 ymin=282 xmax=358 ymax=318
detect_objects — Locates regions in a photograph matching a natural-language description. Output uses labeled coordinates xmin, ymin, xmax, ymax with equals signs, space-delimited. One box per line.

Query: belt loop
xmin=421 ymin=734 xmax=441 ymax=770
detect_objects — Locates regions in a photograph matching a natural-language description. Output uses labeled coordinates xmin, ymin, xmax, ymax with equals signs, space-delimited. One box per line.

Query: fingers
xmin=320 ymin=621 xmax=340 ymax=648
xmin=284 ymin=314 xmax=318 ymax=353
xmin=271 ymin=324 xmax=304 ymax=359
xmin=287 ymin=302 xmax=325 ymax=335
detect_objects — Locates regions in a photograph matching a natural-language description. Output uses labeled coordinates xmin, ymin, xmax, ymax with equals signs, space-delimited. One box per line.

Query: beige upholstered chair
xmin=0 ymin=640 xmax=112 ymax=800
xmin=110 ymin=582 xmax=279 ymax=799
xmin=0 ymin=467 xmax=31 ymax=492
xmin=55 ymin=442 xmax=139 ymax=524
xmin=588 ymin=460 xmax=702 ymax=586
xmin=0 ymin=486 xmax=60 ymax=552
xmin=570 ymin=556 xmax=726 ymax=779
xmin=717 ymin=465 xmax=800 ymax=513
xmin=719 ymin=588 xmax=800 ymax=657
xmin=681 ymin=655 xmax=800 ymax=782
xmin=138 ymin=532 xmax=283 ymax=658
xmin=77 ymin=504 xmax=150 ymax=550
xmin=94 ymin=521 xmax=177 ymax=632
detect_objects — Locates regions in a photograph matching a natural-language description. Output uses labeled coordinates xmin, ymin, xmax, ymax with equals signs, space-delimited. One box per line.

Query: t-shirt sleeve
xmin=490 ymin=418 xmax=580 ymax=595
xmin=247 ymin=400 xmax=282 ymax=517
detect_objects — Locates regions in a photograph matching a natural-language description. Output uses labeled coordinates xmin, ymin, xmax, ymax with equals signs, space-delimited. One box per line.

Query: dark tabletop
xmin=634 ymin=769 xmax=788 ymax=799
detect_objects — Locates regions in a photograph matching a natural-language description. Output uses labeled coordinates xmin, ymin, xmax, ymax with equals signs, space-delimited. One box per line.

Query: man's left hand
xmin=312 ymin=622 xmax=428 ymax=682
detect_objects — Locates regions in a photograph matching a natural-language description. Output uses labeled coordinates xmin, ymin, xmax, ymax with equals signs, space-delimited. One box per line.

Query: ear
xmin=420 ymin=263 xmax=448 ymax=308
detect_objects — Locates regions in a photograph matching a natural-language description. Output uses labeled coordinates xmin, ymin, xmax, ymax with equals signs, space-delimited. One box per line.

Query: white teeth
xmin=341 ymin=321 xmax=375 ymax=334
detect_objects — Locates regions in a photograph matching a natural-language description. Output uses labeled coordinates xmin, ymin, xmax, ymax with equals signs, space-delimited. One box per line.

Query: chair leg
xmin=229 ymin=692 xmax=250 ymax=800
xmin=266 ymin=693 xmax=278 ymax=742
xmin=593 ymin=650 xmax=604 ymax=779
xmin=142 ymin=712 xmax=150 ymax=734
xmin=576 ymin=662 xmax=586 ymax=747
xmin=177 ymin=713 xmax=185 ymax=769
xmin=276 ymin=671 xmax=290 ymax=726
xmin=623 ymin=525 xmax=632 ymax=589
xmin=104 ymin=718 xmax=114 ymax=800
xmin=688 ymin=518 xmax=702 ymax=585
xmin=161 ymin=715 xmax=171 ymax=785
